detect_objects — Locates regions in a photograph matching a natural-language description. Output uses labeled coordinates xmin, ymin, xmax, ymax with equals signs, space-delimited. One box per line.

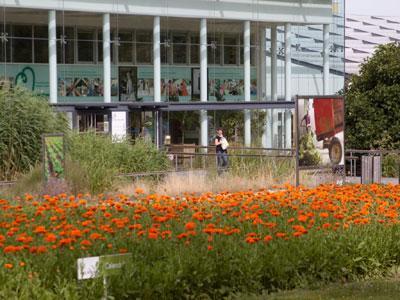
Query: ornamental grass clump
xmin=0 ymin=88 xmax=68 ymax=181
xmin=67 ymin=133 xmax=170 ymax=194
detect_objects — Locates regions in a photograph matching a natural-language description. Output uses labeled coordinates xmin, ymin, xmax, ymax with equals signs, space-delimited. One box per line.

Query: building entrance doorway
xmin=77 ymin=111 xmax=110 ymax=133
xmin=129 ymin=110 xmax=157 ymax=143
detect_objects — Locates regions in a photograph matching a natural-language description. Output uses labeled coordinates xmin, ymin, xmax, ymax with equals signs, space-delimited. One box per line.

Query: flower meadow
xmin=2 ymin=184 xmax=400 ymax=299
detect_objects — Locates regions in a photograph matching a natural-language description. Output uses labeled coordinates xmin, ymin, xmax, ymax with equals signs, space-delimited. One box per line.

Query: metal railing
xmin=345 ymin=149 xmax=400 ymax=184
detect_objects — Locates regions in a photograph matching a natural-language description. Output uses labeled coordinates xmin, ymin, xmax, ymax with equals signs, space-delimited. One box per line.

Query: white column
xmin=323 ymin=23 xmax=330 ymax=95
xmin=284 ymin=23 xmax=292 ymax=149
xmin=154 ymin=16 xmax=161 ymax=102
xmin=284 ymin=23 xmax=292 ymax=102
xmin=271 ymin=26 xmax=278 ymax=102
xmin=270 ymin=26 xmax=278 ymax=149
xmin=48 ymin=10 xmax=57 ymax=104
xmin=260 ymin=28 xmax=266 ymax=100
xmin=103 ymin=13 xmax=111 ymax=103
xmin=200 ymin=18 xmax=208 ymax=148
xmin=260 ymin=28 xmax=269 ymax=148
xmin=244 ymin=20 xmax=251 ymax=147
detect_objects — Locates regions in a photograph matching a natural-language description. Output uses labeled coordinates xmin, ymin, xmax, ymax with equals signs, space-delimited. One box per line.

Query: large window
xmin=34 ymin=26 xmax=48 ymax=63
xmin=136 ymin=31 xmax=152 ymax=64
xmin=224 ymin=35 xmax=238 ymax=65
xmin=0 ymin=24 xmax=11 ymax=62
xmin=12 ymin=25 xmax=32 ymax=63
xmin=77 ymin=29 xmax=94 ymax=62
xmin=172 ymin=32 xmax=187 ymax=64
xmin=57 ymin=26 xmax=75 ymax=64
xmin=118 ymin=32 xmax=133 ymax=63
xmin=190 ymin=34 xmax=199 ymax=64
xmin=208 ymin=35 xmax=221 ymax=65
xmin=160 ymin=32 xmax=171 ymax=64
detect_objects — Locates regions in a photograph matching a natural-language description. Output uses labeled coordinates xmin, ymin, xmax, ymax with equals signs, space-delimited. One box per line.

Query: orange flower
xmin=319 ymin=212 xmax=329 ymax=218
xmin=44 ymin=233 xmax=57 ymax=243
xmin=33 ymin=226 xmax=46 ymax=234
xmin=89 ymin=233 xmax=103 ymax=240
xmin=4 ymin=263 xmax=13 ymax=269
xmin=184 ymin=222 xmax=196 ymax=231
xmin=80 ymin=240 xmax=92 ymax=247
xmin=264 ymin=235 xmax=273 ymax=242
xmin=245 ymin=237 xmax=258 ymax=244
xmin=135 ymin=187 xmax=145 ymax=194
xmin=322 ymin=223 xmax=331 ymax=229
xmin=70 ymin=229 xmax=83 ymax=238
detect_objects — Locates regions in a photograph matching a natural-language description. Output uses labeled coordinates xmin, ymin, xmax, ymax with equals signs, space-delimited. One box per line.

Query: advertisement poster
xmin=111 ymin=111 xmax=127 ymax=141
xmin=43 ymin=134 xmax=65 ymax=182
xmin=0 ymin=64 xmax=118 ymax=102
xmin=297 ymin=97 xmax=344 ymax=168
xmin=58 ymin=65 xmax=118 ymax=101
xmin=137 ymin=66 xmax=192 ymax=102
xmin=1 ymin=64 xmax=258 ymax=103
xmin=119 ymin=67 xmax=137 ymax=101
xmin=208 ymin=67 xmax=257 ymax=101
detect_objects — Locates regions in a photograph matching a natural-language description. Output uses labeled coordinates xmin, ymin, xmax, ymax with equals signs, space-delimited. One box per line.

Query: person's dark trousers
xmin=217 ymin=150 xmax=228 ymax=174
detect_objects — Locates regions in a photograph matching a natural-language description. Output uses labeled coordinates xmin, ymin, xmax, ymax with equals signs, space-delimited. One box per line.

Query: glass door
xmin=77 ymin=112 xmax=109 ymax=133
xmin=129 ymin=111 xmax=156 ymax=142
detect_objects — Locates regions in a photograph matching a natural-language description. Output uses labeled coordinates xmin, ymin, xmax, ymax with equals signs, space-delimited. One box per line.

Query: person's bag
xmin=221 ymin=137 xmax=229 ymax=150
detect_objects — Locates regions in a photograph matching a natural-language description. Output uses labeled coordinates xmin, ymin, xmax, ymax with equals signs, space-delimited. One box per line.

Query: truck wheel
xmin=329 ymin=137 xmax=342 ymax=165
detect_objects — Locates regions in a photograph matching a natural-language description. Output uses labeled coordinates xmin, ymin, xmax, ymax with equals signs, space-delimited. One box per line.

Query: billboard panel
xmin=43 ymin=134 xmax=65 ymax=182
xmin=296 ymin=96 xmax=344 ymax=173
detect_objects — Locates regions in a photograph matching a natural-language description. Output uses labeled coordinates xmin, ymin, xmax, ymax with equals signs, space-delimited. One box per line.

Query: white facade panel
xmin=3 ymin=0 xmax=333 ymax=24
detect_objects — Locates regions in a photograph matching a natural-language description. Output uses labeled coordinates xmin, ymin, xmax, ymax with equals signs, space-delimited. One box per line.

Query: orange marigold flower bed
xmin=0 ymin=183 xmax=399 ymax=257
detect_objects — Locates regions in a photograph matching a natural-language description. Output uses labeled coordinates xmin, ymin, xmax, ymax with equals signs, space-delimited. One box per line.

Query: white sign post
xmin=77 ymin=253 xmax=131 ymax=299
xmin=111 ymin=111 xmax=127 ymax=141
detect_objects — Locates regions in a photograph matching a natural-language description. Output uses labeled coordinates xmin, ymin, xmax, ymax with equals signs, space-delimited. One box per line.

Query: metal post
xmin=323 ymin=24 xmax=330 ymax=95
xmin=271 ymin=26 xmax=278 ymax=101
xmin=270 ymin=26 xmax=278 ymax=149
xmin=260 ymin=27 xmax=269 ymax=148
xmin=260 ymin=27 xmax=267 ymax=100
xmin=154 ymin=16 xmax=161 ymax=102
xmin=103 ymin=13 xmax=111 ymax=103
xmin=244 ymin=20 xmax=251 ymax=147
xmin=295 ymin=96 xmax=300 ymax=187
xmin=48 ymin=10 xmax=57 ymax=104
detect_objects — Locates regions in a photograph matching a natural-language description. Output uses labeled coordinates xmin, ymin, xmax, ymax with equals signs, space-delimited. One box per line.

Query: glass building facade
xmin=0 ymin=0 xmax=344 ymax=148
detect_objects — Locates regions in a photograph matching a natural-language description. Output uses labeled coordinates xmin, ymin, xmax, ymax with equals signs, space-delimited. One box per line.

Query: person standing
xmin=215 ymin=128 xmax=229 ymax=173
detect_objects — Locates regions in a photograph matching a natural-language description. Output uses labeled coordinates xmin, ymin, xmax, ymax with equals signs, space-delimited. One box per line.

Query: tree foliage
xmin=0 ymin=88 xmax=68 ymax=180
xmin=345 ymin=43 xmax=400 ymax=150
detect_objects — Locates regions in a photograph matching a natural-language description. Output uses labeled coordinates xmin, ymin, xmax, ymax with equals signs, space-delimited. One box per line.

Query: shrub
xmin=67 ymin=133 xmax=169 ymax=194
xmin=299 ymin=132 xmax=321 ymax=166
xmin=0 ymin=88 xmax=68 ymax=180
xmin=382 ymin=153 xmax=400 ymax=178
